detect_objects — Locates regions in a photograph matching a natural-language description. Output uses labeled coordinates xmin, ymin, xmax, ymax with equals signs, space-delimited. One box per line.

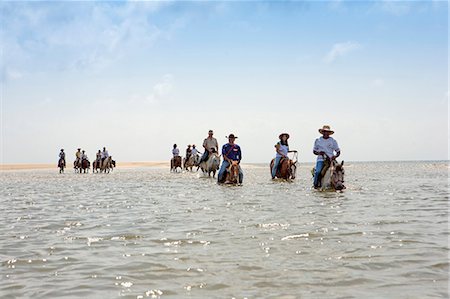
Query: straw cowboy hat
xmin=319 ymin=125 xmax=334 ymax=135
xmin=226 ymin=134 xmax=238 ymax=139
xmin=279 ymin=133 xmax=290 ymax=139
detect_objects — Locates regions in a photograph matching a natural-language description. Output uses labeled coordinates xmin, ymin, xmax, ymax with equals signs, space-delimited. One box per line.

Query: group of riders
xmin=58 ymin=147 xmax=115 ymax=173
xmin=170 ymin=125 xmax=345 ymax=190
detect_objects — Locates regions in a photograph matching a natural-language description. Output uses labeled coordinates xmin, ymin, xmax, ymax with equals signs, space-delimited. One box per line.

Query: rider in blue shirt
xmin=218 ymin=134 xmax=243 ymax=184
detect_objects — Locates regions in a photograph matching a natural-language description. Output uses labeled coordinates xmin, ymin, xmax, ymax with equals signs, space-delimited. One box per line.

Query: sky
xmin=1 ymin=0 xmax=448 ymax=164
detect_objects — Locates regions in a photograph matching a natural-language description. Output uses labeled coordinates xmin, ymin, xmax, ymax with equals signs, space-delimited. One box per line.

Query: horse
xmin=100 ymin=156 xmax=113 ymax=173
xmin=58 ymin=158 xmax=65 ymax=173
xmin=171 ymin=156 xmax=182 ymax=172
xmin=184 ymin=154 xmax=199 ymax=171
xmin=93 ymin=158 xmax=115 ymax=173
xmin=270 ymin=151 xmax=298 ymax=181
xmin=223 ymin=160 xmax=240 ymax=185
xmin=73 ymin=159 xmax=81 ymax=173
xmin=93 ymin=160 xmax=101 ymax=173
xmin=313 ymin=159 xmax=345 ymax=191
xmin=81 ymin=159 xmax=90 ymax=174
xmin=199 ymin=152 xmax=221 ymax=177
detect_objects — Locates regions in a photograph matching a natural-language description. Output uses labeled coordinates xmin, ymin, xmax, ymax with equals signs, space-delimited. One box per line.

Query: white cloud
xmin=147 ymin=74 xmax=174 ymax=103
xmin=324 ymin=41 xmax=361 ymax=63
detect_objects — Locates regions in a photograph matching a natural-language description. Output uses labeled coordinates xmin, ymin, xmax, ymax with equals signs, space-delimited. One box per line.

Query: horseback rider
xmin=191 ymin=144 xmax=201 ymax=158
xmin=101 ymin=147 xmax=109 ymax=164
xmin=172 ymin=144 xmax=180 ymax=157
xmin=272 ymin=133 xmax=292 ymax=179
xmin=75 ymin=148 xmax=81 ymax=166
xmin=198 ymin=130 xmax=219 ymax=165
xmin=96 ymin=150 xmax=101 ymax=165
xmin=59 ymin=149 xmax=66 ymax=166
xmin=185 ymin=145 xmax=192 ymax=160
xmin=313 ymin=125 xmax=341 ymax=189
xmin=218 ymin=134 xmax=243 ymax=184
xmin=81 ymin=150 xmax=89 ymax=163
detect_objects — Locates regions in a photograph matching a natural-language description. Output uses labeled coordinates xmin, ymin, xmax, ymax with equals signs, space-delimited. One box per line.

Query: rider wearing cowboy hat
xmin=59 ymin=149 xmax=66 ymax=166
xmin=198 ymin=130 xmax=219 ymax=166
xmin=313 ymin=125 xmax=341 ymax=188
xmin=272 ymin=133 xmax=292 ymax=179
xmin=218 ymin=134 xmax=243 ymax=184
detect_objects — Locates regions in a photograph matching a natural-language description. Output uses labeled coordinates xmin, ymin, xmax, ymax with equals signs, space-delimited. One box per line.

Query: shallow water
xmin=1 ymin=161 xmax=448 ymax=298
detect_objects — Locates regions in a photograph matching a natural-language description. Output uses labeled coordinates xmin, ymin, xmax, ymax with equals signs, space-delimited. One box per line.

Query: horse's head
xmin=331 ymin=160 xmax=345 ymax=191
xmin=228 ymin=161 xmax=240 ymax=183
xmin=289 ymin=160 xmax=297 ymax=179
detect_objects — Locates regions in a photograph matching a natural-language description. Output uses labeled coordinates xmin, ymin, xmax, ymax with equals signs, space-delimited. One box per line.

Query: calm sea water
xmin=1 ymin=161 xmax=448 ymax=299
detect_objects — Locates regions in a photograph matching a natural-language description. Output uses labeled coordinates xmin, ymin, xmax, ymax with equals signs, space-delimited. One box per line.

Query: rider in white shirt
xmin=313 ymin=125 xmax=341 ymax=188
xmin=172 ymin=144 xmax=180 ymax=157
xmin=191 ymin=145 xmax=201 ymax=156
xmin=101 ymin=147 xmax=109 ymax=162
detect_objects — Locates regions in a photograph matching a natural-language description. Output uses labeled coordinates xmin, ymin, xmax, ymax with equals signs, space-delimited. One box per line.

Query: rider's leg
xmin=271 ymin=156 xmax=281 ymax=179
xmin=238 ymin=166 xmax=244 ymax=184
xmin=217 ymin=160 xmax=229 ymax=183
xmin=313 ymin=160 xmax=324 ymax=188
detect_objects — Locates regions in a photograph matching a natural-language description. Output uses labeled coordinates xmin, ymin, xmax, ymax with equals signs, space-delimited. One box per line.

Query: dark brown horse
xmin=171 ymin=156 xmax=182 ymax=172
xmin=58 ymin=158 xmax=65 ymax=173
xmin=80 ymin=159 xmax=90 ymax=173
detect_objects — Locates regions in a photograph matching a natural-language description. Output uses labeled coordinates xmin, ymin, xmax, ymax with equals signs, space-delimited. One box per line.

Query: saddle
xmin=319 ymin=158 xmax=332 ymax=178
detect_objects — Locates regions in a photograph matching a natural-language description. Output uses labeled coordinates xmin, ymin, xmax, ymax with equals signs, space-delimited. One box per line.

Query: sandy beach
xmin=0 ymin=161 xmax=170 ymax=171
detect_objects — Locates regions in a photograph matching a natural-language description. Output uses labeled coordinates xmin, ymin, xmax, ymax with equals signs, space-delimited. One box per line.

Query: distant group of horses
xmin=58 ymin=157 xmax=116 ymax=174
xmin=170 ymin=150 xmax=345 ymax=191
xmin=171 ymin=151 xmax=221 ymax=178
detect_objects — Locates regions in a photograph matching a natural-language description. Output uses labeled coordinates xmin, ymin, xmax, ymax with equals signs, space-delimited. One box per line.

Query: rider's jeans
xmin=313 ymin=160 xmax=324 ymax=187
xmin=271 ymin=156 xmax=282 ymax=178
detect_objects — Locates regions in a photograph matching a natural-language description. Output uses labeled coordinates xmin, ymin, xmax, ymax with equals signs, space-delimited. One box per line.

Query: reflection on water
xmin=1 ymin=162 xmax=448 ymax=298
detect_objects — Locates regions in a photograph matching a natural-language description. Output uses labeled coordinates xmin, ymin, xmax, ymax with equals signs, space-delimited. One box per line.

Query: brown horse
xmin=58 ymin=158 xmax=65 ymax=173
xmin=270 ymin=151 xmax=298 ymax=180
xmin=73 ymin=159 xmax=81 ymax=173
xmin=224 ymin=161 xmax=240 ymax=184
xmin=80 ymin=159 xmax=90 ymax=173
xmin=171 ymin=156 xmax=182 ymax=172
xmin=93 ymin=160 xmax=101 ymax=173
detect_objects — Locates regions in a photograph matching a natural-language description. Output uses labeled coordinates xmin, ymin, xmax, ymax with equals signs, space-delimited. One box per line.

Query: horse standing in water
xmin=313 ymin=159 xmax=345 ymax=191
xmin=199 ymin=152 xmax=220 ymax=177
xmin=270 ymin=151 xmax=298 ymax=181
xmin=171 ymin=156 xmax=182 ymax=172
xmin=58 ymin=158 xmax=65 ymax=173
xmin=224 ymin=161 xmax=240 ymax=185
xmin=184 ymin=154 xmax=199 ymax=172
xmin=81 ymin=159 xmax=90 ymax=173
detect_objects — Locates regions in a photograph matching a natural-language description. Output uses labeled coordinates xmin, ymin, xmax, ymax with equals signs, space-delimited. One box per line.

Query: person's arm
xmin=238 ymin=146 xmax=242 ymax=163
xmin=313 ymin=140 xmax=325 ymax=156
xmin=332 ymin=140 xmax=341 ymax=160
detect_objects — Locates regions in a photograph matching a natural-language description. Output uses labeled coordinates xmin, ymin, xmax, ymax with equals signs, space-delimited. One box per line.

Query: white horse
xmin=101 ymin=156 xmax=113 ymax=173
xmin=184 ymin=154 xmax=200 ymax=171
xmin=199 ymin=152 xmax=221 ymax=177
xmin=315 ymin=159 xmax=345 ymax=191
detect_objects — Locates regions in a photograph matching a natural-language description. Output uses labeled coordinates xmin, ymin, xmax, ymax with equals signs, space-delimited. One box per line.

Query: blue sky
xmin=1 ymin=1 xmax=448 ymax=163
